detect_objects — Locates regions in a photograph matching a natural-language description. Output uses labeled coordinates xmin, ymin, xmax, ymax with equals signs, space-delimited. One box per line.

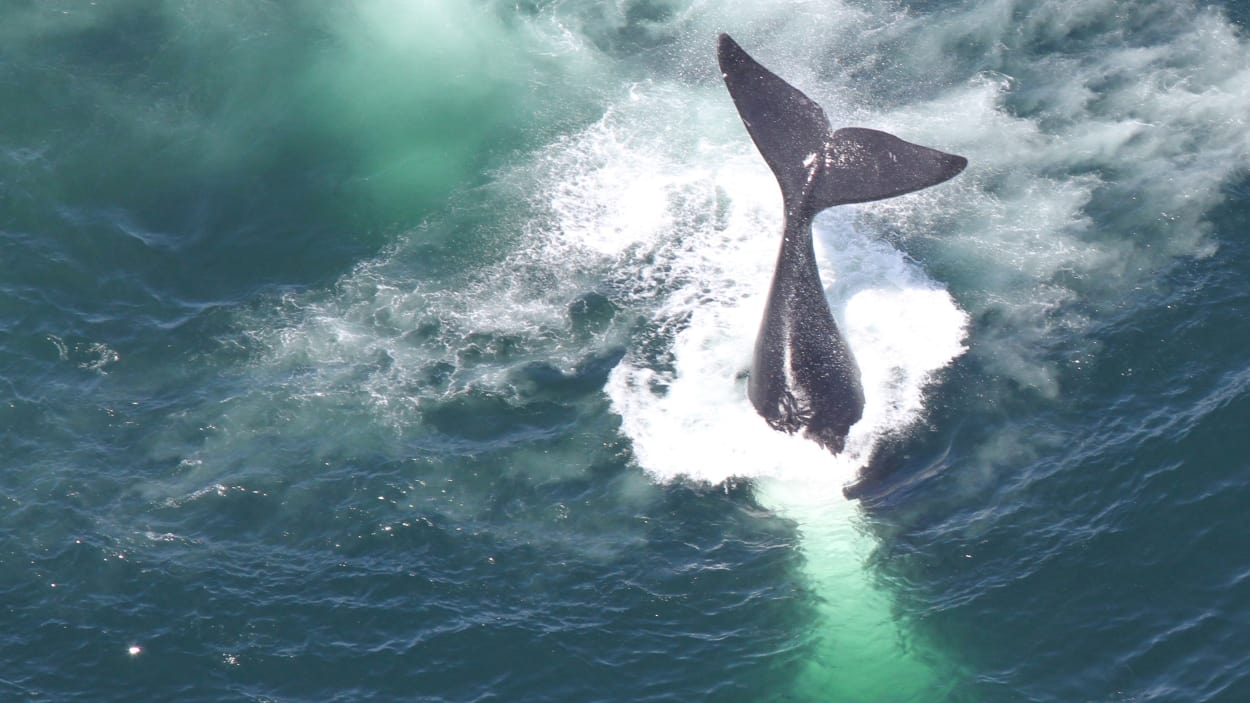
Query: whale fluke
xmin=718 ymin=34 xmax=966 ymax=213
xmin=717 ymin=33 xmax=966 ymax=454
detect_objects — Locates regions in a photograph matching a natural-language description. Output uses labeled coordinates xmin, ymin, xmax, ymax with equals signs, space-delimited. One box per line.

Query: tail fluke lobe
xmin=822 ymin=128 xmax=967 ymax=206
xmin=717 ymin=34 xmax=966 ymax=214
xmin=717 ymin=33 xmax=835 ymax=207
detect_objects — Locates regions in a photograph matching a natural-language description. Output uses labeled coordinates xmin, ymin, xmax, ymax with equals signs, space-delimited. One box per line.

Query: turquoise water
xmin=3 ymin=1 xmax=1250 ymax=701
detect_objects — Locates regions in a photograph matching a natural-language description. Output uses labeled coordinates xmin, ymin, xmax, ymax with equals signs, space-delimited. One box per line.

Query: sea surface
xmin=3 ymin=1 xmax=1250 ymax=701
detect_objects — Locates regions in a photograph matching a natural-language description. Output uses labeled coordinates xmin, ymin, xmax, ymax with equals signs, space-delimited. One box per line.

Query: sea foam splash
xmin=507 ymin=48 xmax=971 ymax=487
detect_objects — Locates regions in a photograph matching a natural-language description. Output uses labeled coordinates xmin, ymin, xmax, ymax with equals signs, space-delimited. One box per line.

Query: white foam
xmin=484 ymin=80 xmax=970 ymax=484
xmin=604 ymin=204 xmax=968 ymax=485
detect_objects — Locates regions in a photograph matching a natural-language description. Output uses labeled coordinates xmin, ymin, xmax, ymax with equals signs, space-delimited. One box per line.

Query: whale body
xmin=717 ymin=33 xmax=966 ymax=453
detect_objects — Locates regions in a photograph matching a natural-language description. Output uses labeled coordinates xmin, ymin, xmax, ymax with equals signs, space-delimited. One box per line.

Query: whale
xmin=717 ymin=33 xmax=966 ymax=454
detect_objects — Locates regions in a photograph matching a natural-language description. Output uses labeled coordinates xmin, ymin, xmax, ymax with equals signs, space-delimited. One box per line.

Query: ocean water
xmin=3 ymin=1 xmax=1250 ymax=701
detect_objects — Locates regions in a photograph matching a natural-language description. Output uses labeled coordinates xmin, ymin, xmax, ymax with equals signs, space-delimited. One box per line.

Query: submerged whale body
xmin=717 ymin=33 xmax=966 ymax=454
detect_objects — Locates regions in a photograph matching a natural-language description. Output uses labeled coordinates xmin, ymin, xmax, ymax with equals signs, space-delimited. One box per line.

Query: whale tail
xmin=717 ymin=33 xmax=966 ymax=213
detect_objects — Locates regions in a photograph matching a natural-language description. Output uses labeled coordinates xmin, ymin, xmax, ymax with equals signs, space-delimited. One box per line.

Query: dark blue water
xmin=3 ymin=1 xmax=1250 ymax=701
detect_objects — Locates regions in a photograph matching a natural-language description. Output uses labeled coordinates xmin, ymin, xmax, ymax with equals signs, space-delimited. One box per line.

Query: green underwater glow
xmin=760 ymin=478 xmax=951 ymax=702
